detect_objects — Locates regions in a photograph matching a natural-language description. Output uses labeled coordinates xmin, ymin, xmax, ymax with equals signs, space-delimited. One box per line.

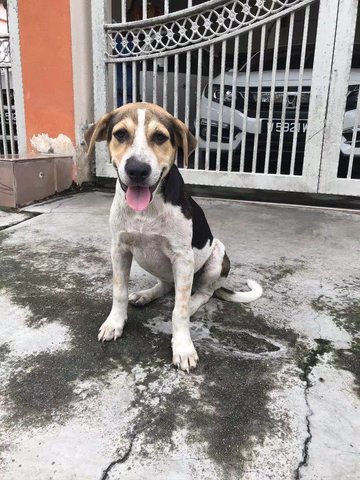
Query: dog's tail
xmin=214 ymin=280 xmax=262 ymax=303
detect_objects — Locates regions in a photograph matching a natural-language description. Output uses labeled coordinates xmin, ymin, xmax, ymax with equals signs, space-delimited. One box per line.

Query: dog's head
xmin=85 ymin=103 xmax=196 ymax=211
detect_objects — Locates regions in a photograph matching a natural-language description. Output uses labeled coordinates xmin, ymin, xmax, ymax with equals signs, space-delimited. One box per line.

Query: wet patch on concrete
xmin=230 ymin=257 xmax=305 ymax=312
xmin=209 ymin=325 xmax=280 ymax=353
xmin=0 ymin=229 xmax=10 ymax=243
xmin=204 ymin=300 xmax=299 ymax=348
xmin=297 ymin=339 xmax=333 ymax=384
xmin=0 ymin=343 xmax=11 ymax=362
xmin=120 ymin=350 xmax=277 ymax=478
xmin=311 ymin=287 xmax=360 ymax=398
xmin=336 ymin=339 xmax=360 ymax=398
xmin=0 ymin=234 xmax=301 ymax=477
xmin=311 ymin=293 xmax=360 ymax=335
xmin=6 ymin=353 xmax=76 ymax=426
xmin=264 ymin=257 xmax=305 ymax=284
xmin=237 ymin=256 xmax=305 ymax=287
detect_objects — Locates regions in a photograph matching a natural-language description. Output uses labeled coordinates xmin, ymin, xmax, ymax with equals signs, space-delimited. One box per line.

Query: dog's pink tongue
xmin=125 ymin=186 xmax=151 ymax=212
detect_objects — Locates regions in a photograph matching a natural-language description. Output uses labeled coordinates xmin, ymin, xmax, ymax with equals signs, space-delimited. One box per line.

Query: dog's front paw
xmin=129 ymin=291 xmax=150 ymax=306
xmin=98 ymin=314 xmax=125 ymax=342
xmin=172 ymin=336 xmax=199 ymax=372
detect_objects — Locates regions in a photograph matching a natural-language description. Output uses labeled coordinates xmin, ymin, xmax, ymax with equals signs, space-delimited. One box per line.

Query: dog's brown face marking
xmin=107 ymin=106 xmax=178 ymax=176
xmin=144 ymin=112 xmax=177 ymax=171
xmin=107 ymin=111 xmax=139 ymax=166
xmin=86 ymin=103 xmax=197 ymax=183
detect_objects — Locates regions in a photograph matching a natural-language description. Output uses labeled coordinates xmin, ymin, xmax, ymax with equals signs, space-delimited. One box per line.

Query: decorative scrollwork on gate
xmin=105 ymin=0 xmax=314 ymax=61
xmin=0 ymin=37 xmax=11 ymax=64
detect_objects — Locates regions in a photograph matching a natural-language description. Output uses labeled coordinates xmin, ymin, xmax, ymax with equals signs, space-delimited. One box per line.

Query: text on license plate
xmin=267 ymin=121 xmax=307 ymax=133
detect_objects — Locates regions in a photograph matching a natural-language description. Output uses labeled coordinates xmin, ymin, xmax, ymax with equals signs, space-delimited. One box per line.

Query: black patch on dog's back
xmin=189 ymin=196 xmax=213 ymax=249
xmin=162 ymin=165 xmax=213 ymax=249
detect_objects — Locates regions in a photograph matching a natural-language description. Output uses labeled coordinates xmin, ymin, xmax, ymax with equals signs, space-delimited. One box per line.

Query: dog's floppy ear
xmin=173 ymin=118 xmax=197 ymax=168
xmin=85 ymin=112 xmax=113 ymax=155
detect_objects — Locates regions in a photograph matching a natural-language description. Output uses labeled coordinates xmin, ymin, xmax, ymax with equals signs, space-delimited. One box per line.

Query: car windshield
xmin=242 ymin=45 xmax=315 ymax=71
xmin=241 ymin=44 xmax=360 ymax=71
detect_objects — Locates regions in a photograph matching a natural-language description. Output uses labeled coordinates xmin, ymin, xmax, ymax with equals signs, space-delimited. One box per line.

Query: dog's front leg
xmin=171 ymin=249 xmax=198 ymax=372
xmin=98 ymin=241 xmax=132 ymax=342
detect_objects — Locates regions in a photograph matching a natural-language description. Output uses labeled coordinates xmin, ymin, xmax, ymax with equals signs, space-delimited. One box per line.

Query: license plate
xmin=266 ymin=121 xmax=307 ymax=134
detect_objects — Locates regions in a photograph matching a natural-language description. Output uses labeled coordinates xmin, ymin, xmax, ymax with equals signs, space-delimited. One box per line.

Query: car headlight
xmin=204 ymin=84 xmax=234 ymax=106
xmin=204 ymin=85 xmax=250 ymax=107
xmin=213 ymin=85 xmax=233 ymax=105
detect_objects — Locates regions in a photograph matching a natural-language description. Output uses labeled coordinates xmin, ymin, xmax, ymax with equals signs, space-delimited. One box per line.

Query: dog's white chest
xmin=110 ymin=189 xmax=212 ymax=281
xmin=111 ymin=194 xmax=191 ymax=281
xmin=120 ymin=230 xmax=174 ymax=281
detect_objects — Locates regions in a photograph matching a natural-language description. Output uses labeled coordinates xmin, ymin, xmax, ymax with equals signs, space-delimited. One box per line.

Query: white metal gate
xmin=92 ymin=0 xmax=360 ymax=196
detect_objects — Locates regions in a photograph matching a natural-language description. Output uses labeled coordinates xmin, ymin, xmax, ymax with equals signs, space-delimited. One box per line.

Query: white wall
xmin=70 ymin=0 xmax=94 ymax=182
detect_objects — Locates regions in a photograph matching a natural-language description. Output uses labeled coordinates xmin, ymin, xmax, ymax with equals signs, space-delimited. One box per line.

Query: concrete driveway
xmin=0 ymin=192 xmax=359 ymax=479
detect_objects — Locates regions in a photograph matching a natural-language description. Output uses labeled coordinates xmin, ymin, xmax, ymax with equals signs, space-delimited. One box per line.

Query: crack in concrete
xmin=295 ymin=339 xmax=332 ymax=479
xmin=295 ymin=383 xmax=313 ymax=480
xmin=98 ymin=373 xmax=155 ymax=480
xmin=100 ymin=434 xmax=136 ymax=480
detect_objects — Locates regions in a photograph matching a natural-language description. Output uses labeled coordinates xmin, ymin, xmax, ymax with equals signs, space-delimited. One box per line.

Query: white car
xmin=199 ymin=44 xmax=360 ymax=160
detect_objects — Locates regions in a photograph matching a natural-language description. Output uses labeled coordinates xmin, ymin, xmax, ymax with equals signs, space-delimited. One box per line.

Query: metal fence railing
xmin=0 ymin=36 xmax=17 ymax=156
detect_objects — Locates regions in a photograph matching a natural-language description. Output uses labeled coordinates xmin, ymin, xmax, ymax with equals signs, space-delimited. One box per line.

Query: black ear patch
xmin=162 ymin=165 xmax=213 ymax=249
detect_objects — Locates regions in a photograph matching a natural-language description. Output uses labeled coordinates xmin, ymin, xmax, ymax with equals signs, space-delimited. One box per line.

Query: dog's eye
xmin=152 ymin=132 xmax=168 ymax=145
xmin=113 ymin=129 xmax=129 ymax=143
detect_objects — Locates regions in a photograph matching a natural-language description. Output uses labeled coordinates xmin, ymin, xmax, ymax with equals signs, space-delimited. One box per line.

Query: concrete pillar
xmin=69 ymin=0 xmax=94 ymax=183
xmin=13 ymin=0 xmax=94 ymax=183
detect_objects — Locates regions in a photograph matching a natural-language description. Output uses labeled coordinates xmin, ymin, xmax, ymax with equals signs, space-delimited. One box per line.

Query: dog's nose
xmin=125 ymin=157 xmax=151 ymax=183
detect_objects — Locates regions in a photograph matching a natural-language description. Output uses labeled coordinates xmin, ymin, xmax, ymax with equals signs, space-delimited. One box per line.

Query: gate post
xmin=318 ymin=0 xmax=359 ymax=195
xmin=302 ymin=0 xmax=340 ymax=192
xmin=91 ymin=0 xmax=111 ymax=176
xmin=7 ymin=0 xmax=26 ymax=154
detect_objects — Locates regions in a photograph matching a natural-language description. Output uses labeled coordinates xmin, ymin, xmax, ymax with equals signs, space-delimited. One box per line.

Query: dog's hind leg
xmin=129 ymin=280 xmax=172 ymax=306
xmin=189 ymin=239 xmax=229 ymax=317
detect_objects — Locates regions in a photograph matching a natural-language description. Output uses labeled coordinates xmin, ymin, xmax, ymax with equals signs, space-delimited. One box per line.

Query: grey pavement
xmin=0 ymin=191 xmax=359 ymax=480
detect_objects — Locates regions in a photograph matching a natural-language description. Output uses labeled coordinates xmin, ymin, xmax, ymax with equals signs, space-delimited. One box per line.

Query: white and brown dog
xmin=86 ymin=102 xmax=262 ymax=372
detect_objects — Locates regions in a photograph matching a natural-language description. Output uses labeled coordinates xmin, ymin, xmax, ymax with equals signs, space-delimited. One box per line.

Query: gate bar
xmin=277 ymin=12 xmax=295 ymax=174
xmin=264 ymin=18 xmax=281 ymax=174
xmin=290 ymin=4 xmax=310 ymax=175
xmin=252 ymin=25 xmax=266 ymax=173
xmin=174 ymin=54 xmax=179 ymax=118
xmin=216 ymin=40 xmax=227 ymax=171
xmin=153 ymin=58 xmax=158 ymax=104
xmin=227 ymin=35 xmax=240 ymax=172
xmin=163 ymin=0 xmax=169 ymax=109
xmin=194 ymin=47 xmax=203 ymax=170
xmin=132 ymin=61 xmax=137 ymax=102
xmin=239 ymin=29 xmax=253 ymax=173
xmin=205 ymin=43 xmax=214 ymax=171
